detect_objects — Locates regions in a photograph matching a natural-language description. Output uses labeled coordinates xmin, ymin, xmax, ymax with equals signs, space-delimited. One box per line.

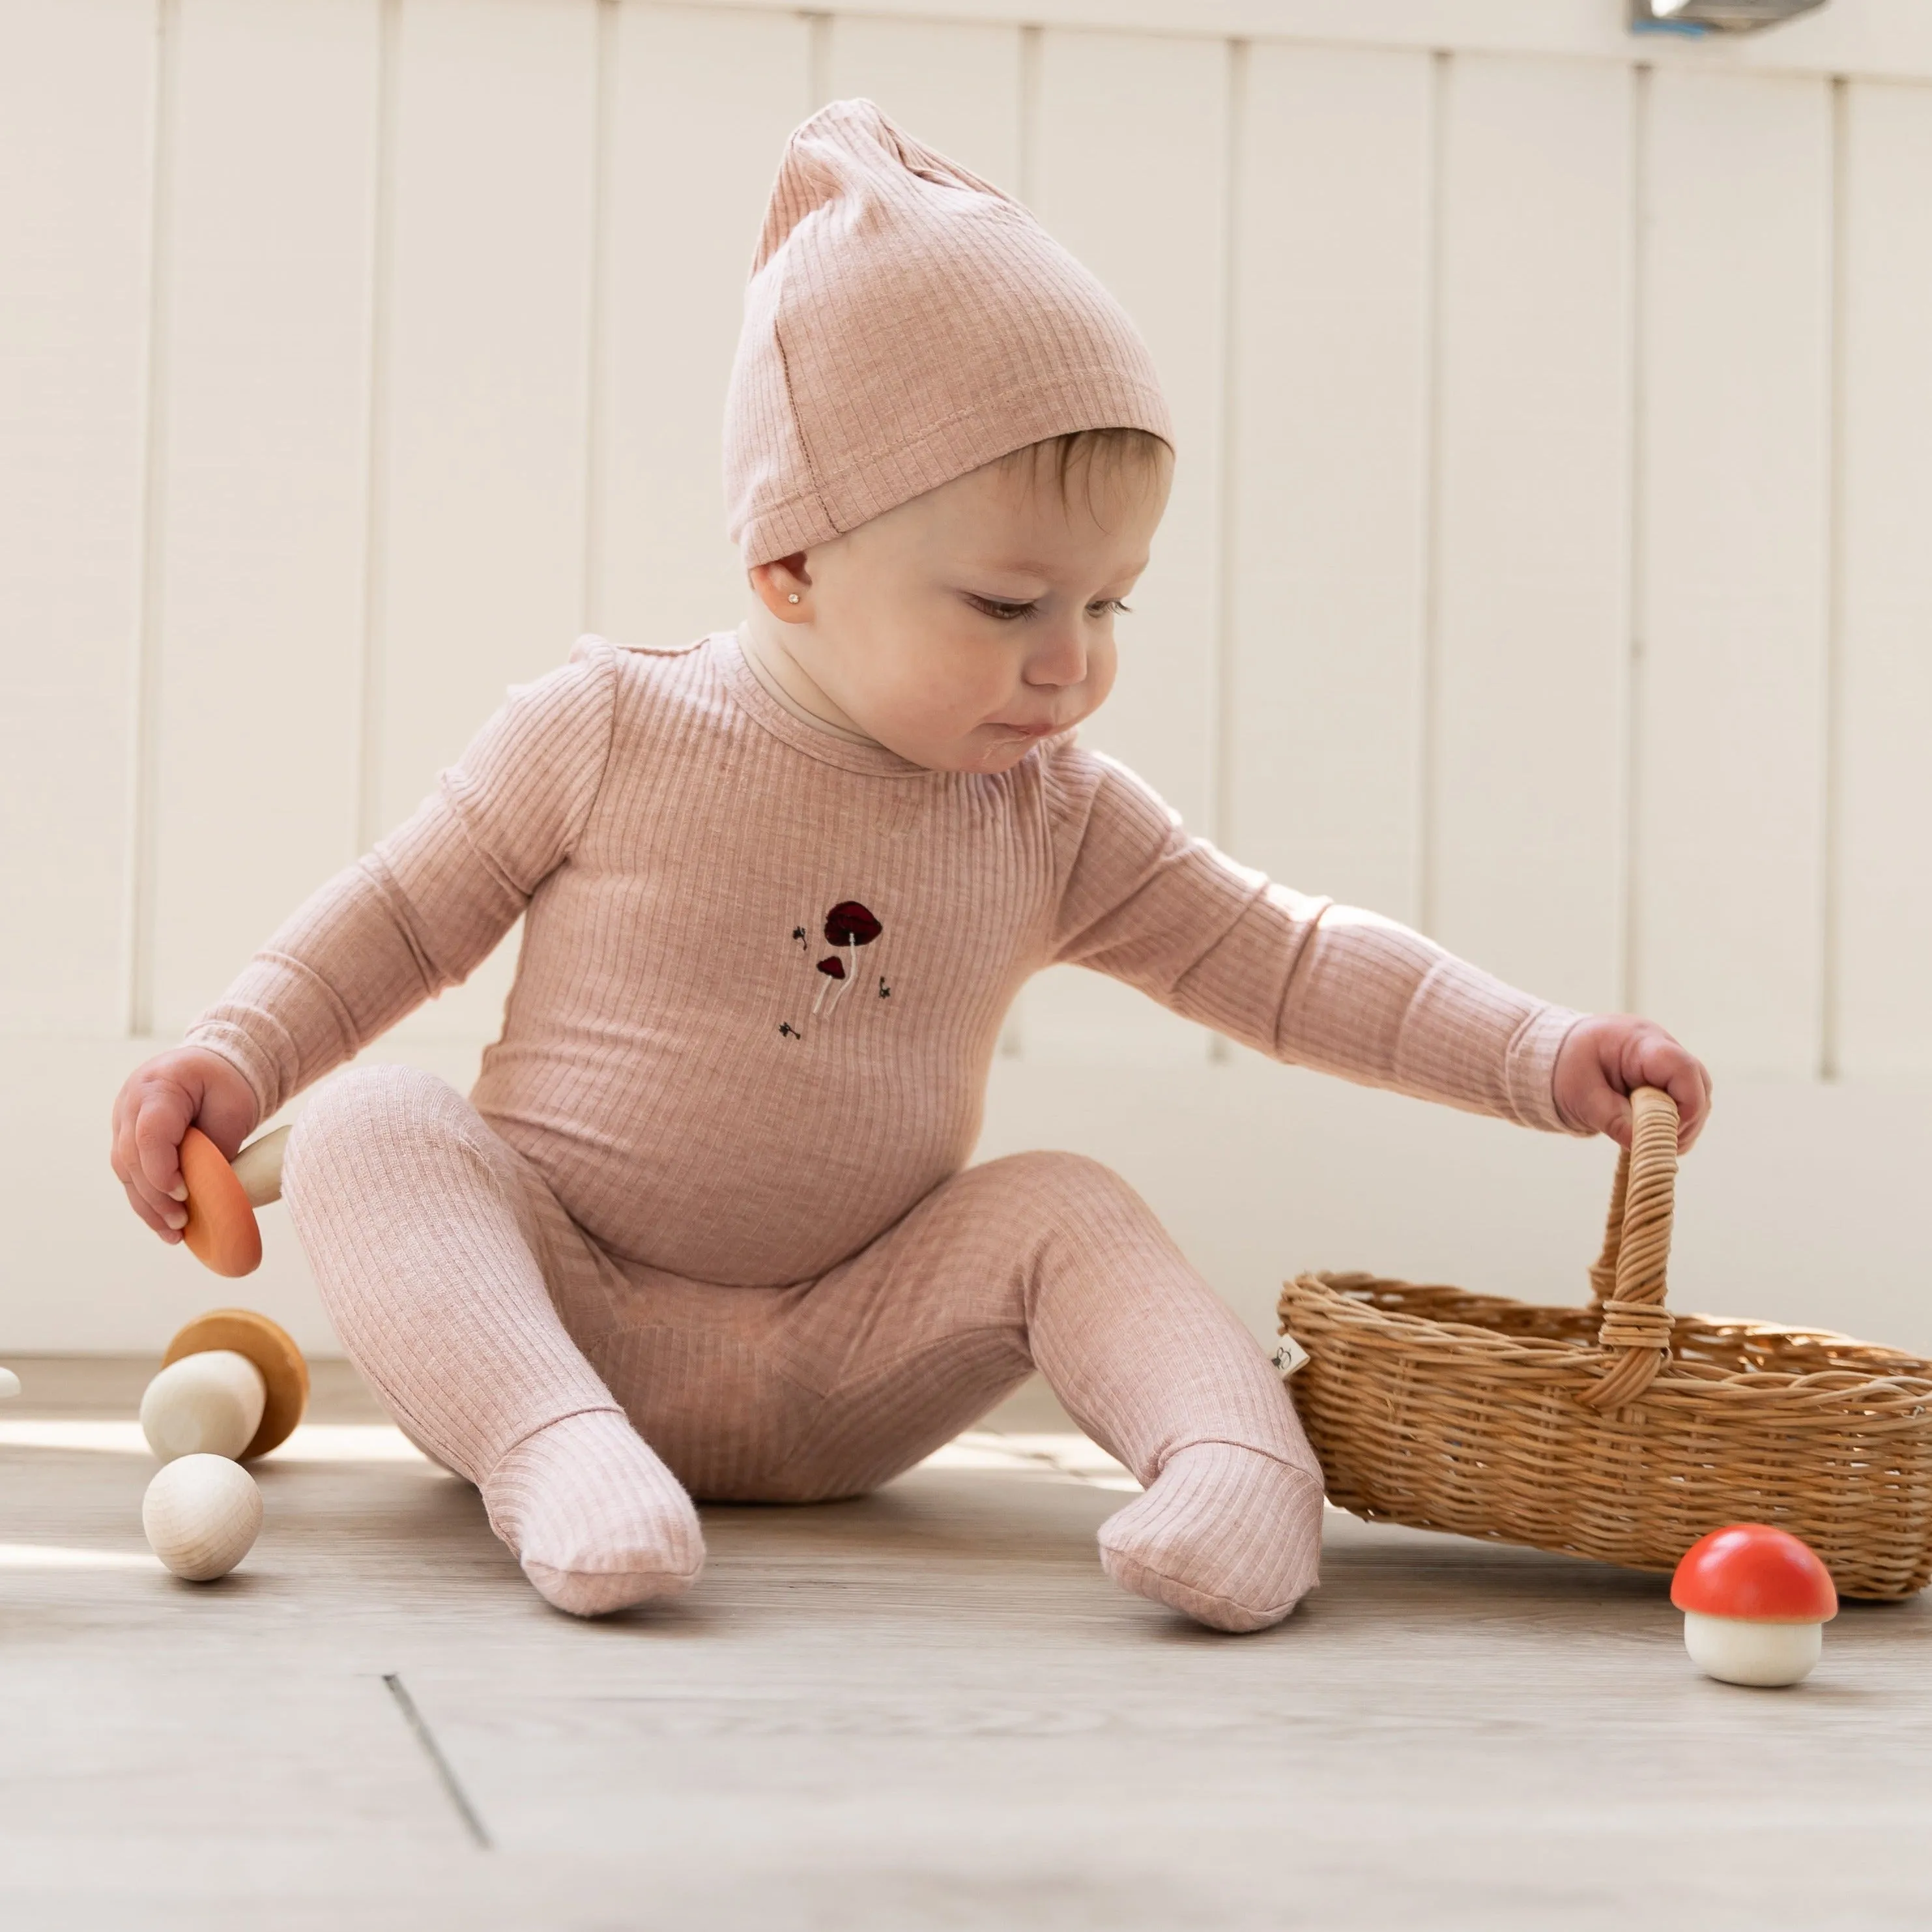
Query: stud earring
xmin=786 ymin=593 xmax=800 ymax=604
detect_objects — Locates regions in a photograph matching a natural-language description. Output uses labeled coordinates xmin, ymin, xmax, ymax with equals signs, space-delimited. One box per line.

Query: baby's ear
xmin=750 ymin=554 xmax=814 ymax=621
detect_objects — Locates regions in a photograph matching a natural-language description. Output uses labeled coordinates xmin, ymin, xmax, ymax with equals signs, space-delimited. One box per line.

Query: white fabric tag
xmin=1271 ymin=1333 xmax=1310 ymax=1379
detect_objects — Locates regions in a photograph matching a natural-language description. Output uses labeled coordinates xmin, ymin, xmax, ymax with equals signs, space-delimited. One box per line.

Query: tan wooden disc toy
xmin=156 ymin=1307 xmax=309 ymax=1462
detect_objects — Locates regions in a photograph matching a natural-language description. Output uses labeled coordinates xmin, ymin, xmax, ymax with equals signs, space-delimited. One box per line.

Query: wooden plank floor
xmin=2 ymin=1359 xmax=1927 ymax=1931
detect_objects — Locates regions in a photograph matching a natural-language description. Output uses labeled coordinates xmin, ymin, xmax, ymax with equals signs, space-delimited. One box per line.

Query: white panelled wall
xmin=4 ymin=0 xmax=1931 ymax=1357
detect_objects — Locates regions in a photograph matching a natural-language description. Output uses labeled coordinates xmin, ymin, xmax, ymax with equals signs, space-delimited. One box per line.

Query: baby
xmin=110 ymin=103 xmax=1710 ymax=1631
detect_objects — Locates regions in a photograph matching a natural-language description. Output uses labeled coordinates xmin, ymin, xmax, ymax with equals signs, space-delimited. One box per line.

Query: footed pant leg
xmin=281 ymin=1063 xmax=702 ymax=1616
xmin=760 ymin=1151 xmax=1325 ymax=1632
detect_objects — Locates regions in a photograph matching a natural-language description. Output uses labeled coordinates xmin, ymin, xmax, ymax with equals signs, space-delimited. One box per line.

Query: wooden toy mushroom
xmin=140 ymin=1308 xmax=310 ymax=1465
xmin=1671 ymin=1523 xmax=1839 ymax=1686
xmin=176 ymin=1123 xmax=291 ymax=1278
xmin=142 ymin=1453 xmax=263 ymax=1581
xmin=1 ymin=1364 xmax=18 ymax=1400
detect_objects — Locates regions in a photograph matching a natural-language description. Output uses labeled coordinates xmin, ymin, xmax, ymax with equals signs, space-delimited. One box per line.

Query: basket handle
xmin=1577 ymin=1084 xmax=1679 ymax=1411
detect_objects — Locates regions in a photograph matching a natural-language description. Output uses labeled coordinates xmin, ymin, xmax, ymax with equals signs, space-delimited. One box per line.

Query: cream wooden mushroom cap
xmin=161 ymin=1308 xmax=308 ymax=1460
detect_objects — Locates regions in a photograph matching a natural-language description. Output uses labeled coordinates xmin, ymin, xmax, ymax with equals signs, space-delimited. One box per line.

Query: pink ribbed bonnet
xmin=723 ymin=100 xmax=1174 ymax=566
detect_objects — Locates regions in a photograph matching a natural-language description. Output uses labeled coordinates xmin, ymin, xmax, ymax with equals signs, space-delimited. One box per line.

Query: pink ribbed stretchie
xmin=185 ymin=631 xmax=1585 ymax=1625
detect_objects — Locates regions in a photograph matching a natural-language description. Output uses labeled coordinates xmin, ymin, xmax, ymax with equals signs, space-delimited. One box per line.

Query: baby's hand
xmin=1552 ymin=1014 xmax=1712 ymax=1153
xmin=110 ymin=1048 xmax=261 ymax=1244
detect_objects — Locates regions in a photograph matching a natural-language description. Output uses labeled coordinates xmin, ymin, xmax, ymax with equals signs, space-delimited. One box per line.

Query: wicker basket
xmin=1277 ymin=1086 xmax=1932 ymax=1600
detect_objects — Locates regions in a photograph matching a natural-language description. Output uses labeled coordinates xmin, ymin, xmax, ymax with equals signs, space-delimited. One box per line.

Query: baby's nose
xmin=1024 ymin=623 xmax=1086 ymax=688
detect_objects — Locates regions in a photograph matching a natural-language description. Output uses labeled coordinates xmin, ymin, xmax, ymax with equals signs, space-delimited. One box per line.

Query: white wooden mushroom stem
xmin=1682 ymin=1611 xmax=1823 ymax=1687
xmin=231 ymin=1123 xmax=291 ymax=1210
xmin=141 ymin=1349 xmax=268 ymax=1462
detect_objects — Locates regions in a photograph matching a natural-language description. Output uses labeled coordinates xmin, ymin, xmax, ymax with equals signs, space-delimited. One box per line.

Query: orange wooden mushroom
xmin=177 ymin=1123 xmax=291 ymax=1279
xmin=1671 ymin=1524 xmax=1838 ymax=1686
xmin=178 ymin=1127 xmax=261 ymax=1277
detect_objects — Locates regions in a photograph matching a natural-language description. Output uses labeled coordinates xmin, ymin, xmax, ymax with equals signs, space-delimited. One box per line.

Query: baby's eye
xmin=1088 ymin=598 xmax=1132 ymax=618
xmin=966 ymin=594 xmax=1038 ymax=622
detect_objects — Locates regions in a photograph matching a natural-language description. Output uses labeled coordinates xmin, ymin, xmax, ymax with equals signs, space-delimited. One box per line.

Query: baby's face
xmin=747 ymin=444 xmax=1172 ymax=772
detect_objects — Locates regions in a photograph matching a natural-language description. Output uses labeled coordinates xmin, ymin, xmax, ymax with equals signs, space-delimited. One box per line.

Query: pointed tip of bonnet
xmin=749 ymin=96 xmax=1015 ymax=276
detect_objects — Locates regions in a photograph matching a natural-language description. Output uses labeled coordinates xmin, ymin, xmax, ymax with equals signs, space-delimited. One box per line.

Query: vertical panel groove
xmin=1819 ymin=72 xmax=1850 ymax=1082
xmin=1212 ymin=37 xmax=1245 ymax=858
xmin=1415 ymin=48 xmax=1449 ymax=940
xmin=1634 ymin=66 xmax=1833 ymax=1073
xmin=1006 ymin=17 xmax=1045 ymax=1060
xmin=807 ymin=10 xmax=831 ymax=109
xmin=1622 ymin=62 xmax=1651 ymax=1019
xmin=1832 ymin=77 xmax=1932 ymax=1078
xmin=1017 ymin=23 xmax=1041 ymax=205
xmin=356 ymin=0 xmax=401 ymax=856
xmin=1207 ymin=36 xmax=1245 ymax=1069
xmin=125 ymin=0 xmax=179 ymax=1039
xmin=583 ymin=0 xmax=619 ymax=637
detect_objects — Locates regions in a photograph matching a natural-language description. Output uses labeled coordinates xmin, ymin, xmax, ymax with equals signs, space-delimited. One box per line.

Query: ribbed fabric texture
xmin=485 ymin=1412 xmax=704 ymax=1617
xmin=189 ymin=629 xmax=1586 ymax=1284
xmin=276 ymin=1063 xmax=703 ymax=1615
xmin=282 ymin=1061 xmax=1327 ymax=1625
xmin=193 ymin=627 xmax=1587 ymax=1625
xmin=1099 ymin=1445 xmax=1326 ymax=1633
xmin=723 ymin=100 xmax=1174 ymax=565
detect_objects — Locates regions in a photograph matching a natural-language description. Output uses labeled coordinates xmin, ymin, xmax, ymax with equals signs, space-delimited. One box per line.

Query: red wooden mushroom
xmin=1671 ymin=1524 xmax=1838 ymax=1686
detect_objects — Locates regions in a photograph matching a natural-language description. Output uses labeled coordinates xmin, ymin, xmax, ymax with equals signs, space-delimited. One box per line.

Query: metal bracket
xmin=1631 ymin=0 xmax=1827 ymax=33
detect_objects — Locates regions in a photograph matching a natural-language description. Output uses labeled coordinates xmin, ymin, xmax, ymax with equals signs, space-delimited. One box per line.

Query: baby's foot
xmin=481 ymin=1409 xmax=704 ymax=1617
xmin=1098 ymin=1441 xmax=1323 ymax=1633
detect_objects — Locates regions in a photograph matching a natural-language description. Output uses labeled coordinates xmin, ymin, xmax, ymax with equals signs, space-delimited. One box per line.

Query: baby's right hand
xmin=110 ymin=1048 xmax=261 ymax=1245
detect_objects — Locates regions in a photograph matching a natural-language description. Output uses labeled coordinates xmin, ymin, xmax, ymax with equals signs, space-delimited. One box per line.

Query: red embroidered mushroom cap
xmin=1671 ymin=1525 xmax=1838 ymax=1624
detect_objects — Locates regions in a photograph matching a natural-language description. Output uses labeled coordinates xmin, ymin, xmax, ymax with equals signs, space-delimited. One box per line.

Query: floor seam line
xmin=384 ymin=1671 xmax=493 ymax=1851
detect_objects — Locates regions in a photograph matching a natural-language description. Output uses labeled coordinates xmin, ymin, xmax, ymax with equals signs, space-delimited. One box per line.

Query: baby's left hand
xmin=1552 ymin=1014 xmax=1712 ymax=1152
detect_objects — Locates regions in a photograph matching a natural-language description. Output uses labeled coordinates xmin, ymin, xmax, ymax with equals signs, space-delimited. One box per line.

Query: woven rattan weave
xmin=1278 ymin=1087 xmax=1932 ymax=1600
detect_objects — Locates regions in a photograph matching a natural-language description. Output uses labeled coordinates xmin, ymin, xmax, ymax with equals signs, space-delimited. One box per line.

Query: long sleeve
xmin=1043 ymin=742 xmax=1587 ymax=1133
xmin=182 ymin=637 xmax=622 ymax=1123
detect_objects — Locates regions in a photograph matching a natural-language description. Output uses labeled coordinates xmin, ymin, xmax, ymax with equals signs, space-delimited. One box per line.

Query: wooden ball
xmin=142 ymin=1454 xmax=263 ymax=1581
xmin=178 ymin=1127 xmax=263 ymax=1278
xmin=162 ymin=1309 xmax=309 ymax=1460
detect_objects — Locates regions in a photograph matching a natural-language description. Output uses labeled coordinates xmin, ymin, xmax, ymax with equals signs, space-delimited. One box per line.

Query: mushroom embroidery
xmin=811 ymin=899 xmax=882 ymax=1016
